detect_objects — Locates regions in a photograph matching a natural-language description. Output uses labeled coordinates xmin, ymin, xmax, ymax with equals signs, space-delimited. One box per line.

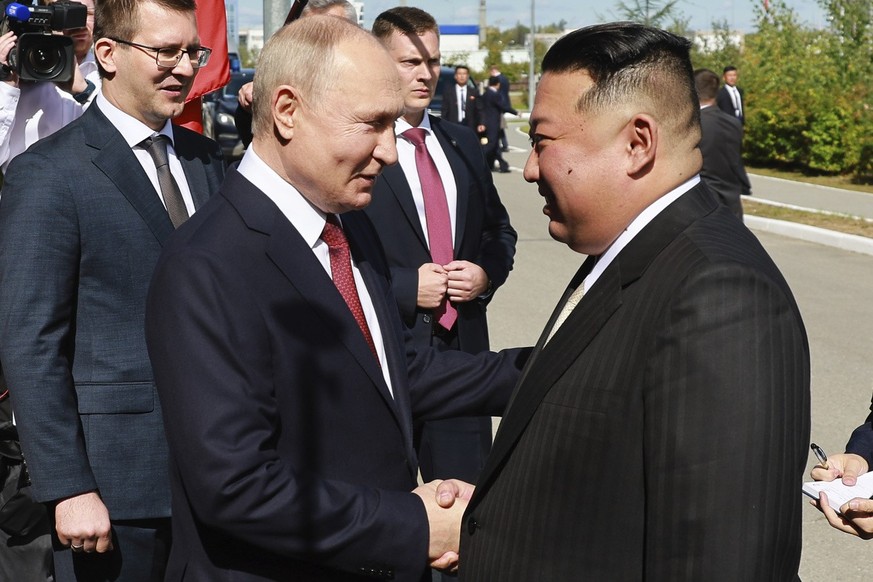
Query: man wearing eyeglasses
xmin=0 ymin=0 xmax=224 ymax=579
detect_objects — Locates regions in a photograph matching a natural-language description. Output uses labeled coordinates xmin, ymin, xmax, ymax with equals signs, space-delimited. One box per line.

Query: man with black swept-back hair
xmin=458 ymin=21 xmax=809 ymax=581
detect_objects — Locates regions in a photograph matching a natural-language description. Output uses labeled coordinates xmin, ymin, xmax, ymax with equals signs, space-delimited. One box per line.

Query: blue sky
xmin=236 ymin=0 xmax=828 ymax=33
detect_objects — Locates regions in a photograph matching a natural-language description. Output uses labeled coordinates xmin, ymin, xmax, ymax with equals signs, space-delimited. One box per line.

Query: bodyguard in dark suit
xmin=716 ymin=65 xmax=745 ymax=124
xmin=440 ymin=65 xmax=480 ymax=131
xmin=368 ymin=7 xmax=517 ymax=490
xmin=145 ymin=18 xmax=525 ymax=581
xmin=0 ymin=0 xmax=223 ymax=578
xmin=480 ymin=76 xmax=518 ymax=173
xmin=695 ymin=68 xmax=750 ymax=218
xmin=460 ymin=23 xmax=810 ymax=581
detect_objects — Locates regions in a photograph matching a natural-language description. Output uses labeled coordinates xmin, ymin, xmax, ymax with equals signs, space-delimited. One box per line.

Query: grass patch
xmin=744 ymin=199 xmax=873 ymax=238
xmin=747 ymin=165 xmax=873 ymax=195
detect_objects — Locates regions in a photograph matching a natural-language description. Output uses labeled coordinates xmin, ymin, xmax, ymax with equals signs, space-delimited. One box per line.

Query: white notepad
xmin=803 ymin=471 xmax=873 ymax=512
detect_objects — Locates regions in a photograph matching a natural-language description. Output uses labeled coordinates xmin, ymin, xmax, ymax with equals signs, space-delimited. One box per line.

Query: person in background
xmin=0 ymin=0 xmax=224 ymax=578
xmin=367 ymin=8 xmax=517 ymax=535
xmin=0 ymin=0 xmax=99 ymax=172
xmin=440 ymin=64 xmax=480 ymax=132
xmin=716 ymin=65 xmax=744 ymax=124
xmin=695 ymin=68 xmax=750 ymax=218
xmin=480 ymin=75 xmax=518 ymax=173
xmin=487 ymin=64 xmax=510 ymax=152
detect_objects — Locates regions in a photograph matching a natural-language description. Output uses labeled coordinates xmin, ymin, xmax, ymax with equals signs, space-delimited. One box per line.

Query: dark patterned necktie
xmin=141 ymin=135 xmax=189 ymax=228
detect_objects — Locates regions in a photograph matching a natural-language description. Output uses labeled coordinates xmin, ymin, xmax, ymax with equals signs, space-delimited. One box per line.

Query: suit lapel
xmin=379 ymin=163 xmax=429 ymax=249
xmin=475 ymin=184 xmax=721 ymax=497
xmin=84 ymin=106 xmax=175 ymax=243
xmin=221 ymin=172 xmax=402 ymax=422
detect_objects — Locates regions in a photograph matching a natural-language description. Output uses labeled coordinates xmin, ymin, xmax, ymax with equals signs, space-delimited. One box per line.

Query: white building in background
xmin=692 ymin=29 xmax=745 ymax=53
xmin=439 ymin=25 xmax=529 ymax=73
xmin=239 ymin=28 xmax=265 ymax=54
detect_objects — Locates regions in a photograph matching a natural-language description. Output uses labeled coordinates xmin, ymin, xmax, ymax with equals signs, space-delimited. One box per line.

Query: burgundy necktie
xmin=402 ymin=128 xmax=457 ymax=330
xmin=321 ymin=214 xmax=379 ymax=361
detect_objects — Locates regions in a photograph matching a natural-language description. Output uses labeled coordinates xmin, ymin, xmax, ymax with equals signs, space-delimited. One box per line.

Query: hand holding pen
xmin=809 ymin=442 xmax=868 ymax=486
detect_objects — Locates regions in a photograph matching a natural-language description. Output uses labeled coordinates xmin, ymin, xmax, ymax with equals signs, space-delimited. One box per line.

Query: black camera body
xmin=0 ymin=0 xmax=87 ymax=82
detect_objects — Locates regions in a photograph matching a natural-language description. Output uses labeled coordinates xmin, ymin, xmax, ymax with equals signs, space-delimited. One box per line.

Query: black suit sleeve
xmin=642 ymin=262 xmax=809 ymax=579
xmin=846 ymin=397 xmax=873 ymax=468
xmin=146 ymin=248 xmax=429 ymax=578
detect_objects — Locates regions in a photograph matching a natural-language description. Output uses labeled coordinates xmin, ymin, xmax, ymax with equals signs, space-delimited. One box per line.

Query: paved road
xmin=481 ymin=127 xmax=873 ymax=580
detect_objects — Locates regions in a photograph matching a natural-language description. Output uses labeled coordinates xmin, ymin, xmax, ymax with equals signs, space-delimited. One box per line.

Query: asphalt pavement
xmin=479 ymin=124 xmax=873 ymax=581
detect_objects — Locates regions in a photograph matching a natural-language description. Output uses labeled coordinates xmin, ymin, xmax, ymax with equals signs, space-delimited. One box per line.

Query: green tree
xmin=614 ymin=0 xmax=683 ymax=28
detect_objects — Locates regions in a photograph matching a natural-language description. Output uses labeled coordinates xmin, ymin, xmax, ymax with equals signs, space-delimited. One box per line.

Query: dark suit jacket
xmin=440 ymin=83 xmax=481 ymax=131
xmin=716 ymin=84 xmax=745 ymax=123
xmin=699 ymin=105 xmax=750 ymax=217
xmin=364 ymin=116 xmax=516 ymax=354
xmin=480 ymin=89 xmax=517 ymax=147
xmin=846 ymin=396 xmax=873 ymax=468
xmin=460 ymin=184 xmax=811 ymax=581
xmin=145 ymin=169 xmax=526 ymax=581
xmin=0 ymin=104 xmax=224 ymax=520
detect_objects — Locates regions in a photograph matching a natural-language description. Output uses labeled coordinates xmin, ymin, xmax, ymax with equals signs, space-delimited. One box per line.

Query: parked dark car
xmin=202 ymin=68 xmax=254 ymax=161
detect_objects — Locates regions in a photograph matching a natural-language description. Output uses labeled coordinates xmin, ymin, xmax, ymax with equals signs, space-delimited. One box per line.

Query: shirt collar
xmin=95 ymin=92 xmax=174 ymax=148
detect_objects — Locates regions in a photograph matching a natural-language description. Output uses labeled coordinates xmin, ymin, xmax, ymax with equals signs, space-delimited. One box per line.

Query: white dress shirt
xmin=237 ymin=146 xmax=394 ymax=394
xmin=584 ymin=176 xmax=701 ymax=292
xmin=95 ymin=92 xmax=196 ymax=217
xmin=394 ymin=115 xmax=458 ymax=248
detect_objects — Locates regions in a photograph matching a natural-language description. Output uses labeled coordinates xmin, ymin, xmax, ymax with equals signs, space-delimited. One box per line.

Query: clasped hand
xmin=413 ymin=479 xmax=475 ymax=573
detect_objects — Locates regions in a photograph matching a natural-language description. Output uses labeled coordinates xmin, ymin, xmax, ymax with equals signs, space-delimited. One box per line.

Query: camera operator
xmin=0 ymin=0 xmax=98 ymax=173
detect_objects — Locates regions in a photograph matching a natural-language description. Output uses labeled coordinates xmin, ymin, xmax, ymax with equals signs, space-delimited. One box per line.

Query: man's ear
xmin=273 ymin=86 xmax=299 ymax=141
xmin=625 ymin=113 xmax=657 ymax=177
xmin=93 ymin=38 xmax=117 ymax=74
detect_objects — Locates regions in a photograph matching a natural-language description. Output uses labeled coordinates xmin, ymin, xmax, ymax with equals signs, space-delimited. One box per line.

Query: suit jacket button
xmin=423 ymin=314 xmax=432 ymax=324
xmin=467 ymin=516 xmax=478 ymax=535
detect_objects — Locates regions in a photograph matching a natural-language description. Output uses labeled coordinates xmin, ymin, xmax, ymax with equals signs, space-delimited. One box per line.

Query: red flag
xmin=175 ymin=0 xmax=230 ymax=133
xmin=763 ymin=0 xmax=769 ymax=10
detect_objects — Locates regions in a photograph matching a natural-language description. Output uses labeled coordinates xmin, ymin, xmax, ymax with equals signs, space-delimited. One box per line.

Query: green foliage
xmin=735 ymin=0 xmax=873 ymax=179
xmin=614 ymin=0 xmax=683 ymax=27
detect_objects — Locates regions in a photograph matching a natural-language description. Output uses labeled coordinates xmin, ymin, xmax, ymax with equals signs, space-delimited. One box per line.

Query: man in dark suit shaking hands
xmin=367 ymin=7 xmax=517 ymax=492
xmin=0 ymin=0 xmax=224 ymax=579
xmin=145 ymin=16 xmax=525 ymax=581
xmin=459 ymin=23 xmax=810 ymax=581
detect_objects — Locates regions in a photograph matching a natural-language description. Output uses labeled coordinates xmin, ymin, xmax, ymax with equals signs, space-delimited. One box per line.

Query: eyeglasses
xmin=109 ymin=38 xmax=212 ymax=69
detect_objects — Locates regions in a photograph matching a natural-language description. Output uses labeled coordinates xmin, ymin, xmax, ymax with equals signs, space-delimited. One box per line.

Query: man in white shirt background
xmin=0 ymin=0 xmax=100 ymax=173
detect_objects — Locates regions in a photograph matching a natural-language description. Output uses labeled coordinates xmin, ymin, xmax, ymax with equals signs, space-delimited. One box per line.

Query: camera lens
xmin=26 ymin=45 xmax=65 ymax=78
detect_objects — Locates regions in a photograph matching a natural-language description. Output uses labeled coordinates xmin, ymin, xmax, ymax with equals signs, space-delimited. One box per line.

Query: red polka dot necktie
xmin=402 ymin=128 xmax=457 ymax=331
xmin=321 ymin=214 xmax=379 ymax=362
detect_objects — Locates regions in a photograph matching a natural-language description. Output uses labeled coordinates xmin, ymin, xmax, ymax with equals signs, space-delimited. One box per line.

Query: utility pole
xmin=479 ymin=0 xmax=487 ymax=47
xmin=263 ymin=0 xmax=291 ymax=38
xmin=528 ymin=0 xmax=535 ymax=110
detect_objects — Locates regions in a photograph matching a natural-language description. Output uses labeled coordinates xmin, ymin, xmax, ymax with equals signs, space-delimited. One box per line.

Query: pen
xmin=811 ymin=443 xmax=829 ymax=469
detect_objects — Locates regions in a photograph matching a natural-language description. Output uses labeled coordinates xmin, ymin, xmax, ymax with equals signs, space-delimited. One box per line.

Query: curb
xmin=745 ymin=216 xmax=873 ymax=257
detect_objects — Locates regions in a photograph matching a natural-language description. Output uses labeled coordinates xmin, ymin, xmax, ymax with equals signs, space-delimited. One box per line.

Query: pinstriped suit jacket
xmin=460 ymin=184 xmax=810 ymax=581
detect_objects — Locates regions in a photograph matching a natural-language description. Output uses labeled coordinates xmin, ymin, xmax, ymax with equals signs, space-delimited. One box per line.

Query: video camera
xmin=0 ymin=0 xmax=87 ymax=83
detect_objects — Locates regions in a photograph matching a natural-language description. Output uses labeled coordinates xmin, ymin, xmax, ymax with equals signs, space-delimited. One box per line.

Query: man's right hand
xmin=417 ymin=263 xmax=448 ymax=309
xmin=413 ymin=480 xmax=467 ymax=569
xmin=0 ymin=31 xmax=19 ymax=87
xmin=810 ymin=452 xmax=869 ymax=486
xmin=55 ymin=491 xmax=114 ymax=553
